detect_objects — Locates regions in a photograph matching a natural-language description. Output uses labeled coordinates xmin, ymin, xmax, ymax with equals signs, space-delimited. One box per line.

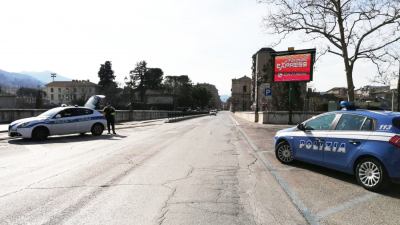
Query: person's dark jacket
xmin=103 ymin=105 xmax=116 ymax=119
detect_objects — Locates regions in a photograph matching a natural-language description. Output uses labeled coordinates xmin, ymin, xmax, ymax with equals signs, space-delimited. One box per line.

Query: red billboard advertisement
xmin=274 ymin=53 xmax=313 ymax=82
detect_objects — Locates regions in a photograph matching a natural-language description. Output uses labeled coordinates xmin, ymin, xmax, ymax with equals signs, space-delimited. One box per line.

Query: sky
xmin=0 ymin=0 xmax=381 ymax=96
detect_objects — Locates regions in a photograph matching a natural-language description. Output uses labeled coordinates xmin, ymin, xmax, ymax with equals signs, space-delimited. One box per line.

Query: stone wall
xmin=0 ymin=109 xmax=181 ymax=123
xmin=234 ymin=111 xmax=322 ymax=124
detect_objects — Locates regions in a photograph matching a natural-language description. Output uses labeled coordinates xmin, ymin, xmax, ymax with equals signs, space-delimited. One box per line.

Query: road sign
xmin=263 ymin=83 xmax=272 ymax=97
xmin=265 ymin=87 xmax=272 ymax=97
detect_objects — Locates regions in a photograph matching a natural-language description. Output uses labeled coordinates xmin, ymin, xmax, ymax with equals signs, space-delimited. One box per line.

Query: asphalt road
xmin=1 ymin=112 xmax=400 ymax=225
xmin=0 ymin=112 xmax=305 ymax=225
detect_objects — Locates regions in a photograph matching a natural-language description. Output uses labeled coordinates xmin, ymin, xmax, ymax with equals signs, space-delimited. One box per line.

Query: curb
xmin=166 ymin=114 xmax=209 ymax=123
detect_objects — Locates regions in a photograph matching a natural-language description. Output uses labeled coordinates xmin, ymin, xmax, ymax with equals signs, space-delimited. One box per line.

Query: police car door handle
xmin=348 ymin=140 xmax=360 ymax=145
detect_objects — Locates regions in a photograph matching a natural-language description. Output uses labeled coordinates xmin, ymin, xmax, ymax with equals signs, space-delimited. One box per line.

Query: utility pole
xmin=397 ymin=60 xmax=400 ymax=112
xmin=51 ymin=73 xmax=57 ymax=82
xmin=255 ymin=54 xmax=259 ymax=123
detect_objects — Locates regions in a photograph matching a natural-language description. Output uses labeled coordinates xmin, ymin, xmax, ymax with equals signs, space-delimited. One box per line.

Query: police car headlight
xmin=17 ymin=122 xmax=30 ymax=128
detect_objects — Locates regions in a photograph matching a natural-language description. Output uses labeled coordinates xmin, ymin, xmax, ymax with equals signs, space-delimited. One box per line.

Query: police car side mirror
xmin=297 ymin=123 xmax=306 ymax=131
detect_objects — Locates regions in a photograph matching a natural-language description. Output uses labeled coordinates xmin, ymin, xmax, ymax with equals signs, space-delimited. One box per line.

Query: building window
xmin=73 ymin=88 xmax=77 ymax=93
xmin=50 ymin=88 xmax=54 ymax=93
xmin=58 ymin=88 xmax=61 ymax=92
xmin=243 ymin=86 xmax=247 ymax=93
xmin=58 ymin=94 xmax=61 ymax=99
xmin=51 ymin=94 xmax=54 ymax=100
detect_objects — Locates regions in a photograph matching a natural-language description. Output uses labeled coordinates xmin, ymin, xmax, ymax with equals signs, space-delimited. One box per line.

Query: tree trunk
xmin=345 ymin=66 xmax=355 ymax=101
xmin=335 ymin=0 xmax=355 ymax=102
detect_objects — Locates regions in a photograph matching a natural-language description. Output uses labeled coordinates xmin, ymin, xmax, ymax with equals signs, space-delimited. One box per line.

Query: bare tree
xmin=369 ymin=46 xmax=400 ymax=110
xmin=262 ymin=0 xmax=400 ymax=101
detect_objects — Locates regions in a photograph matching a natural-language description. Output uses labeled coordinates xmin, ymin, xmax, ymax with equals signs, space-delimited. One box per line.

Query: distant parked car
xmin=209 ymin=109 xmax=217 ymax=116
xmin=8 ymin=95 xmax=107 ymax=140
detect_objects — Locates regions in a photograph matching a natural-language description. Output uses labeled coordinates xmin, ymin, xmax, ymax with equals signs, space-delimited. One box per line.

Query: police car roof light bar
xmin=389 ymin=135 xmax=400 ymax=148
xmin=340 ymin=101 xmax=356 ymax=110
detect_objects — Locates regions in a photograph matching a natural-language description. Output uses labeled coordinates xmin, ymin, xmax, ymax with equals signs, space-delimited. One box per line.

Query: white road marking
xmin=229 ymin=114 xmax=240 ymax=126
xmin=316 ymin=193 xmax=378 ymax=220
xmin=230 ymin=116 xmax=320 ymax=225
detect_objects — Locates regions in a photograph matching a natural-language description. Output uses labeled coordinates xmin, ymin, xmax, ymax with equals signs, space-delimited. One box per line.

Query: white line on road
xmin=315 ymin=193 xmax=378 ymax=220
xmin=229 ymin=115 xmax=240 ymax=126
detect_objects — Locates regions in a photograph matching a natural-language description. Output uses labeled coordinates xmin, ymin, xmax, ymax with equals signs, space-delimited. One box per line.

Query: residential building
xmin=230 ymin=76 xmax=252 ymax=111
xmin=355 ymin=85 xmax=390 ymax=99
xmin=43 ymin=80 xmax=99 ymax=106
xmin=251 ymin=48 xmax=307 ymax=111
xmin=325 ymin=87 xmax=348 ymax=99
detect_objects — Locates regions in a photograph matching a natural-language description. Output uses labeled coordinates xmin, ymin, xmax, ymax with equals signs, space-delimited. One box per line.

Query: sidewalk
xmin=0 ymin=124 xmax=8 ymax=133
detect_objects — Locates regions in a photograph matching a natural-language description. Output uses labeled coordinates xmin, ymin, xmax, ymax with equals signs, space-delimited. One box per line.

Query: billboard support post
xmin=255 ymin=54 xmax=259 ymax=123
xmin=288 ymin=82 xmax=293 ymax=125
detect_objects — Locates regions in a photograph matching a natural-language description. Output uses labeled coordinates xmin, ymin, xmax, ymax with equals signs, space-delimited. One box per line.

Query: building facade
xmin=230 ymin=76 xmax=252 ymax=111
xmin=43 ymin=80 xmax=99 ymax=106
xmin=251 ymin=48 xmax=307 ymax=111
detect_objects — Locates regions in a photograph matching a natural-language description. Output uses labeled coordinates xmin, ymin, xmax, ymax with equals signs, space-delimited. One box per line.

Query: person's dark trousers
xmin=106 ymin=116 xmax=115 ymax=134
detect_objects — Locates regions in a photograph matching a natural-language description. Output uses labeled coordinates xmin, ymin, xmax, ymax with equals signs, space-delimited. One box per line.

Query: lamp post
xmin=255 ymin=54 xmax=260 ymax=123
xmin=51 ymin=73 xmax=57 ymax=82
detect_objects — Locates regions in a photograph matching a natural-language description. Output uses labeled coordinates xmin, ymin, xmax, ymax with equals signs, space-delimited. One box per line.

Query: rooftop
xmin=45 ymin=80 xmax=98 ymax=87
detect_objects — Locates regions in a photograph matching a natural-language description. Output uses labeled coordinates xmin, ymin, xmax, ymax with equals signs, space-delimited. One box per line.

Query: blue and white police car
xmin=8 ymin=95 xmax=107 ymax=140
xmin=274 ymin=104 xmax=400 ymax=191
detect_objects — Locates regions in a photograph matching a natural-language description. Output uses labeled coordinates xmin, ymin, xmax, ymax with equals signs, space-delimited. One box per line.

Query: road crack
xmin=157 ymin=187 xmax=177 ymax=225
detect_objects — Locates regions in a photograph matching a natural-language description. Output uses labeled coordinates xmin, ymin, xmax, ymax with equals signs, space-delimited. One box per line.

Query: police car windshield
xmin=38 ymin=108 xmax=63 ymax=118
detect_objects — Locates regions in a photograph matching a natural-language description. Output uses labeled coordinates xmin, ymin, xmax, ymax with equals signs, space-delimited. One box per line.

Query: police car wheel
xmin=276 ymin=141 xmax=294 ymax=164
xmin=355 ymin=158 xmax=387 ymax=191
xmin=91 ymin=123 xmax=104 ymax=136
xmin=32 ymin=127 xmax=48 ymax=141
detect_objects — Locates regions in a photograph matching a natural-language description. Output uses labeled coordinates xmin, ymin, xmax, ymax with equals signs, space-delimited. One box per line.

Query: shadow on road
xmin=290 ymin=160 xmax=400 ymax=197
xmin=8 ymin=133 xmax=127 ymax=145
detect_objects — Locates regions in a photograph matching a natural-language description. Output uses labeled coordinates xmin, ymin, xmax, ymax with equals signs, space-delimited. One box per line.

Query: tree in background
xmin=262 ymin=0 xmax=400 ymax=101
xmin=126 ymin=61 xmax=165 ymax=108
xmin=164 ymin=75 xmax=193 ymax=109
xmin=192 ymin=84 xmax=212 ymax=109
xmin=144 ymin=68 xmax=164 ymax=90
xmin=16 ymin=87 xmax=45 ymax=109
xmin=370 ymin=44 xmax=400 ymax=111
xmin=98 ymin=61 xmax=119 ymax=104
xmin=127 ymin=61 xmax=148 ymax=104
xmin=35 ymin=89 xmax=45 ymax=109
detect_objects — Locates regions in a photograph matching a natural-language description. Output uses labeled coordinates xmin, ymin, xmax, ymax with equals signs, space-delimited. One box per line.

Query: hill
xmin=21 ymin=71 xmax=71 ymax=84
xmin=0 ymin=69 xmax=44 ymax=89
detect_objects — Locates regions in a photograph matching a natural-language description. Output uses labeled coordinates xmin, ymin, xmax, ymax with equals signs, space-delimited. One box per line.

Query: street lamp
xmin=51 ymin=73 xmax=57 ymax=82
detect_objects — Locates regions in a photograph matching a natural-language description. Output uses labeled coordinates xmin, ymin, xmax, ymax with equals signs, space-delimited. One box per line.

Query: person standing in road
xmin=103 ymin=103 xmax=116 ymax=134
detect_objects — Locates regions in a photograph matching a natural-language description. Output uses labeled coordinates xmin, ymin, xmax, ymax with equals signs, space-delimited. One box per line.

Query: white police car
xmin=275 ymin=107 xmax=400 ymax=191
xmin=8 ymin=95 xmax=107 ymax=140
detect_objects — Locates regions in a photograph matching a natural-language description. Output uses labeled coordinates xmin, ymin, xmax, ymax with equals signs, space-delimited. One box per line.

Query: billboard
xmin=273 ymin=49 xmax=315 ymax=82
